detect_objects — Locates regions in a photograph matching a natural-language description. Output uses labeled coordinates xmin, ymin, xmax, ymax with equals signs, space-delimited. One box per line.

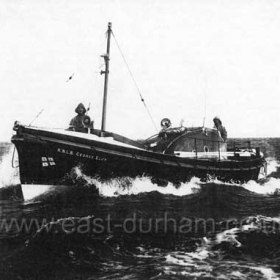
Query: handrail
xmin=173 ymin=150 xmax=256 ymax=160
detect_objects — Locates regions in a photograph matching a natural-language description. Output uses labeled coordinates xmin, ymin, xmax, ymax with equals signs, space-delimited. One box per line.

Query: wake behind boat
xmin=11 ymin=22 xmax=266 ymax=192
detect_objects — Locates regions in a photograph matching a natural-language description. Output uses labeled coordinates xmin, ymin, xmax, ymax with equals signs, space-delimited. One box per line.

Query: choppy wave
xmin=148 ymin=215 xmax=280 ymax=279
xmin=2 ymin=142 xmax=280 ymax=279
xmin=72 ymin=166 xmax=202 ymax=197
xmin=66 ymin=157 xmax=280 ymax=199
xmin=3 ymin=214 xmax=279 ymax=279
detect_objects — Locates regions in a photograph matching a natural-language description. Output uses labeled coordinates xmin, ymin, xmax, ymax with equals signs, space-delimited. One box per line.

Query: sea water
xmin=1 ymin=139 xmax=280 ymax=279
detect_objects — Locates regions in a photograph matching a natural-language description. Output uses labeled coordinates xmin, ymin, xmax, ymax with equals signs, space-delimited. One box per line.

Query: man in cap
xmin=213 ymin=116 xmax=227 ymax=142
xmin=69 ymin=103 xmax=93 ymax=131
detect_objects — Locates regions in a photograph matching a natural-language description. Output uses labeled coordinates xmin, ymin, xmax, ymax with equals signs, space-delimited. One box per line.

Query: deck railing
xmin=173 ymin=138 xmax=256 ymax=160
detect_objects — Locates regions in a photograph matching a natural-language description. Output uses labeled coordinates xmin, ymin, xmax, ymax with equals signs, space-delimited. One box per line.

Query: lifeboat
xmin=11 ymin=22 xmax=266 ymax=194
xmin=11 ymin=122 xmax=266 ymax=186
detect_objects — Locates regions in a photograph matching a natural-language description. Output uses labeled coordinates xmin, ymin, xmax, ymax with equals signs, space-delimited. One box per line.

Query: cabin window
xmin=204 ymin=146 xmax=209 ymax=152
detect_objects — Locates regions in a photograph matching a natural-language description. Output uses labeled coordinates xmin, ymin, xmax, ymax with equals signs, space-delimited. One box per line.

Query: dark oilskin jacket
xmin=69 ymin=115 xmax=86 ymax=129
xmin=69 ymin=103 xmax=87 ymax=129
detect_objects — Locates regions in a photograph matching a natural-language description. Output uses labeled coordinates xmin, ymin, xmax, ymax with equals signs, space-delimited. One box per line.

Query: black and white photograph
xmin=1 ymin=0 xmax=280 ymax=279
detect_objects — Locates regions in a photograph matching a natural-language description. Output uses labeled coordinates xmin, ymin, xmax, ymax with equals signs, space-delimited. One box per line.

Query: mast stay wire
xmin=202 ymin=82 xmax=207 ymax=128
xmin=29 ymin=109 xmax=44 ymax=126
xmin=111 ymin=31 xmax=158 ymax=133
xmin=201 ymin=69 xmax=207 ymax=128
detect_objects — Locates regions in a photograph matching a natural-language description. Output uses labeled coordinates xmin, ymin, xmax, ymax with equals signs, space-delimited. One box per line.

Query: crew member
xmin=159 ymin=118 xmax=172 ymax=137
xmin=69 ymin=103 xmax=93 ymax=131
xmin=213 ymin=116 xmax=227 ymax=142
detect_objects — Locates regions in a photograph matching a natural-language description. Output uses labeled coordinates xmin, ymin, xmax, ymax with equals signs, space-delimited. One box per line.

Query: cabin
xmin=144 ymin=127 xmax=227 ymax=159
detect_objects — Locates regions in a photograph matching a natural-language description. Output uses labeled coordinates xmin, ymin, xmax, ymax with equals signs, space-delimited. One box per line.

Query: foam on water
xmin=241 ymin=158 xmax=280 ymax=194
xmin=97 ymin=177 xmax=203 ymax=197
xmin=265 ymin=157 xmax=280 ymax=176
xmin=191 ymin=157 xmax=280 ymax=195
xmin=253 ymin=267 xmax=279 ymax=280
xmin=163 ymin=249 xmax=212 ymax=277
xmin=162 ymin=250 xmax=279 ymax=279
xmin=243 ymin=177 xmax=280 ymax=195
xmin=73 ymin=157 xmax=280 ymax=197
xmin=73 ymin=167 xmax=202 ymax=197
xmin=0 ymin=145 xmax=20 ymax=188
xmin=160 ymin=218 xmax=280 ymax=279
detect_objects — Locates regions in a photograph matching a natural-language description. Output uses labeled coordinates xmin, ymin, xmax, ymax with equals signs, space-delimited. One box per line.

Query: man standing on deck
xmin=213 ymin=116 xmax=227 ymax=142
xmin=69 ymin=103 xmax=93 ymax=131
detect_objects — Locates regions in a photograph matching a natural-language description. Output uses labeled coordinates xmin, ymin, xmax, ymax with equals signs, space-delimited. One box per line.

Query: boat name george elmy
xmin=57 ymin=148 xmax=107 ymax=161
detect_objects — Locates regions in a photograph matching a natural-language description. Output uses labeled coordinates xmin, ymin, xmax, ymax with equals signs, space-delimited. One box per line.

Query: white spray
xmin=0 ymin=145 xmax=20 ymax=188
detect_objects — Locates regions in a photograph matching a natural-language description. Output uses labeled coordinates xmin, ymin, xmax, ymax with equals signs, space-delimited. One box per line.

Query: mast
xmin=101 ymin=22 xmax=112 ymax=133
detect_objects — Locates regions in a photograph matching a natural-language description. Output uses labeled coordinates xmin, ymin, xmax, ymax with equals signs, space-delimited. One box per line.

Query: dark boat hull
xmin=12 ymin=126 xmax=265 ymax=185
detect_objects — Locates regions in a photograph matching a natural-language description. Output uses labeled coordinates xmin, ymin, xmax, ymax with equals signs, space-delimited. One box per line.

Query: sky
xmin=1 ymin=0 xmax=280 ymax=141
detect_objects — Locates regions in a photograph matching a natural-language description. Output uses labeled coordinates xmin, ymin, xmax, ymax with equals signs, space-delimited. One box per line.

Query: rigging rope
xmin=111 ymin=31 xmax=158 ymax=132
xmin=201 ymin=69 xmax=208 ymax=128
xmin=29 ymin=109 xmax=44 ymax=126
xmin=202 ymin=77 xmax=207 ymax=128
